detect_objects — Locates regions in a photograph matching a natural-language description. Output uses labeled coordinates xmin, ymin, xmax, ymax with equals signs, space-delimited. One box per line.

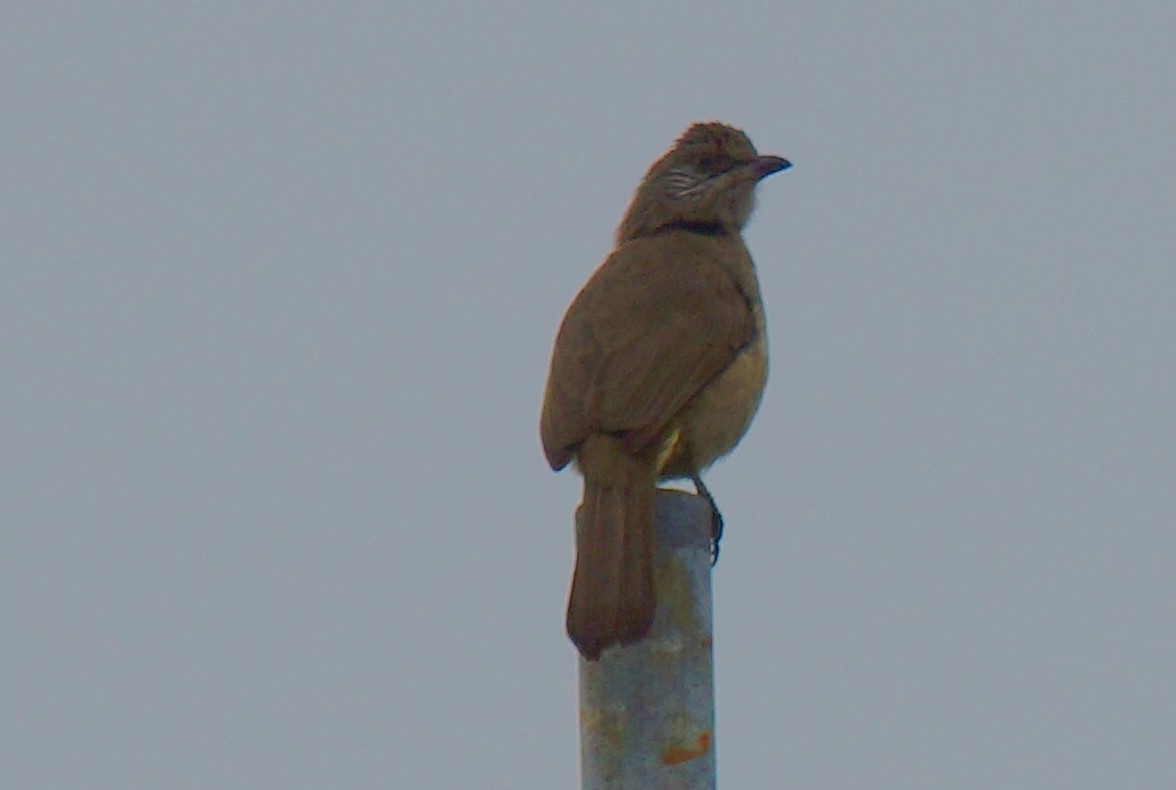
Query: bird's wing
xmin=540 ymin=235 xmax=755 ymax=470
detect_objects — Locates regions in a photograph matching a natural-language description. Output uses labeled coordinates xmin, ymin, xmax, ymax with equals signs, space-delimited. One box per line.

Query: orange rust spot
xmin=661 ymin=732 xmax=712 ymax=765
xmin=700 ymin=635 xmax=713 ymax=648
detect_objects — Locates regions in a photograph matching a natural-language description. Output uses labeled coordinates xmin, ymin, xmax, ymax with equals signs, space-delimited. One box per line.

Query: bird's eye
xmin=698 ymin=155 xmax=736 ymax=174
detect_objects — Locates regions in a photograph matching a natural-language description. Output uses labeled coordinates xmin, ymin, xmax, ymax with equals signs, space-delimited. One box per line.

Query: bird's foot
xmin=691 ymin=472 xmax=724 ymax=566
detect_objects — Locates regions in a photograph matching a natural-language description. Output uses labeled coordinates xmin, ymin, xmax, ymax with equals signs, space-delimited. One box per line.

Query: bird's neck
xmin=656 ymin=219 xmax=729 ymax=237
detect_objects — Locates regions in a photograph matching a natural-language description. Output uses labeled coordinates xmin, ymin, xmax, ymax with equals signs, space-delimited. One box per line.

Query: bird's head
xmin=617 ymin=122 xmax=790 ymax=243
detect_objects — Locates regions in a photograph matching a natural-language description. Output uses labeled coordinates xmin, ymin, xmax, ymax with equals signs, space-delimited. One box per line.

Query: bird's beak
xmin=751 ymin=155 xmax=792 ymax=180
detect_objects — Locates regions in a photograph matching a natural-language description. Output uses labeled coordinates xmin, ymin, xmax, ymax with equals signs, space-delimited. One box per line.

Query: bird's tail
xmin=566 ymin=435 xmax=657 ymax=660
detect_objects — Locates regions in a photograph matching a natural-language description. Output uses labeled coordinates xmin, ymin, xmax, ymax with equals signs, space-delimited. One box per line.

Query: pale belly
xmin=657 ymin=333 xmax=768 ymax=478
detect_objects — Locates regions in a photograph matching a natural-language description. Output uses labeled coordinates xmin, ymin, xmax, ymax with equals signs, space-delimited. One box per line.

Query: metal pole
xmin=578 ymin=489 xmax=716 ymax=789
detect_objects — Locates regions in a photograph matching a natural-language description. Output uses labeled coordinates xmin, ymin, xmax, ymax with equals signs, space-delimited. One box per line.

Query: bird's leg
xmin=690 ymin=472 xmax=724 ymax=565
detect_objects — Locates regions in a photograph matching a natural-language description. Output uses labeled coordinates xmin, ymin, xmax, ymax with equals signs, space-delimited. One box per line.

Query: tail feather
xmin=566 ymin=436 xmax=657 ymax=660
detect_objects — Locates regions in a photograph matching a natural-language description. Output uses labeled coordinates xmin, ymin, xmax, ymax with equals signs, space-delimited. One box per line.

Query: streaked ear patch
xmin=664 ymin=166 xmax=711 ymax=200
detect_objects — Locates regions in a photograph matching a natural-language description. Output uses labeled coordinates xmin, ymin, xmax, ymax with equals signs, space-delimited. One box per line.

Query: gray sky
xmin=3 ymin=3 xmax=1174 ymax=788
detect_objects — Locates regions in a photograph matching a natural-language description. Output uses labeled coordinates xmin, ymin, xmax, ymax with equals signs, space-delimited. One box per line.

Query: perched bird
xmin=541 ymin=122 xmax=790 ymax=660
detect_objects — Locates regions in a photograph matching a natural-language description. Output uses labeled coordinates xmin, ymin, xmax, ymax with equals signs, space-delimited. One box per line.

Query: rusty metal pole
xmin=577 ymin=489 xmax=716 ymax=789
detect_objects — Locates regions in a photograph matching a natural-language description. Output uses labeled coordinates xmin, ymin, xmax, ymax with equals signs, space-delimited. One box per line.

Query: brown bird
xmin=541 ymin=122 xmax=790 ymax=660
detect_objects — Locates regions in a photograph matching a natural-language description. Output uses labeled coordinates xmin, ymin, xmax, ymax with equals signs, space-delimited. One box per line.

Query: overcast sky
xmin=3 ymin=3 xmax=1174 ymax=788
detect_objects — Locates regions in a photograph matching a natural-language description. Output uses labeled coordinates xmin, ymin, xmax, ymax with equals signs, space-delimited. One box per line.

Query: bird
xmin=540 ymin=122 xmax=790 ymax=660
